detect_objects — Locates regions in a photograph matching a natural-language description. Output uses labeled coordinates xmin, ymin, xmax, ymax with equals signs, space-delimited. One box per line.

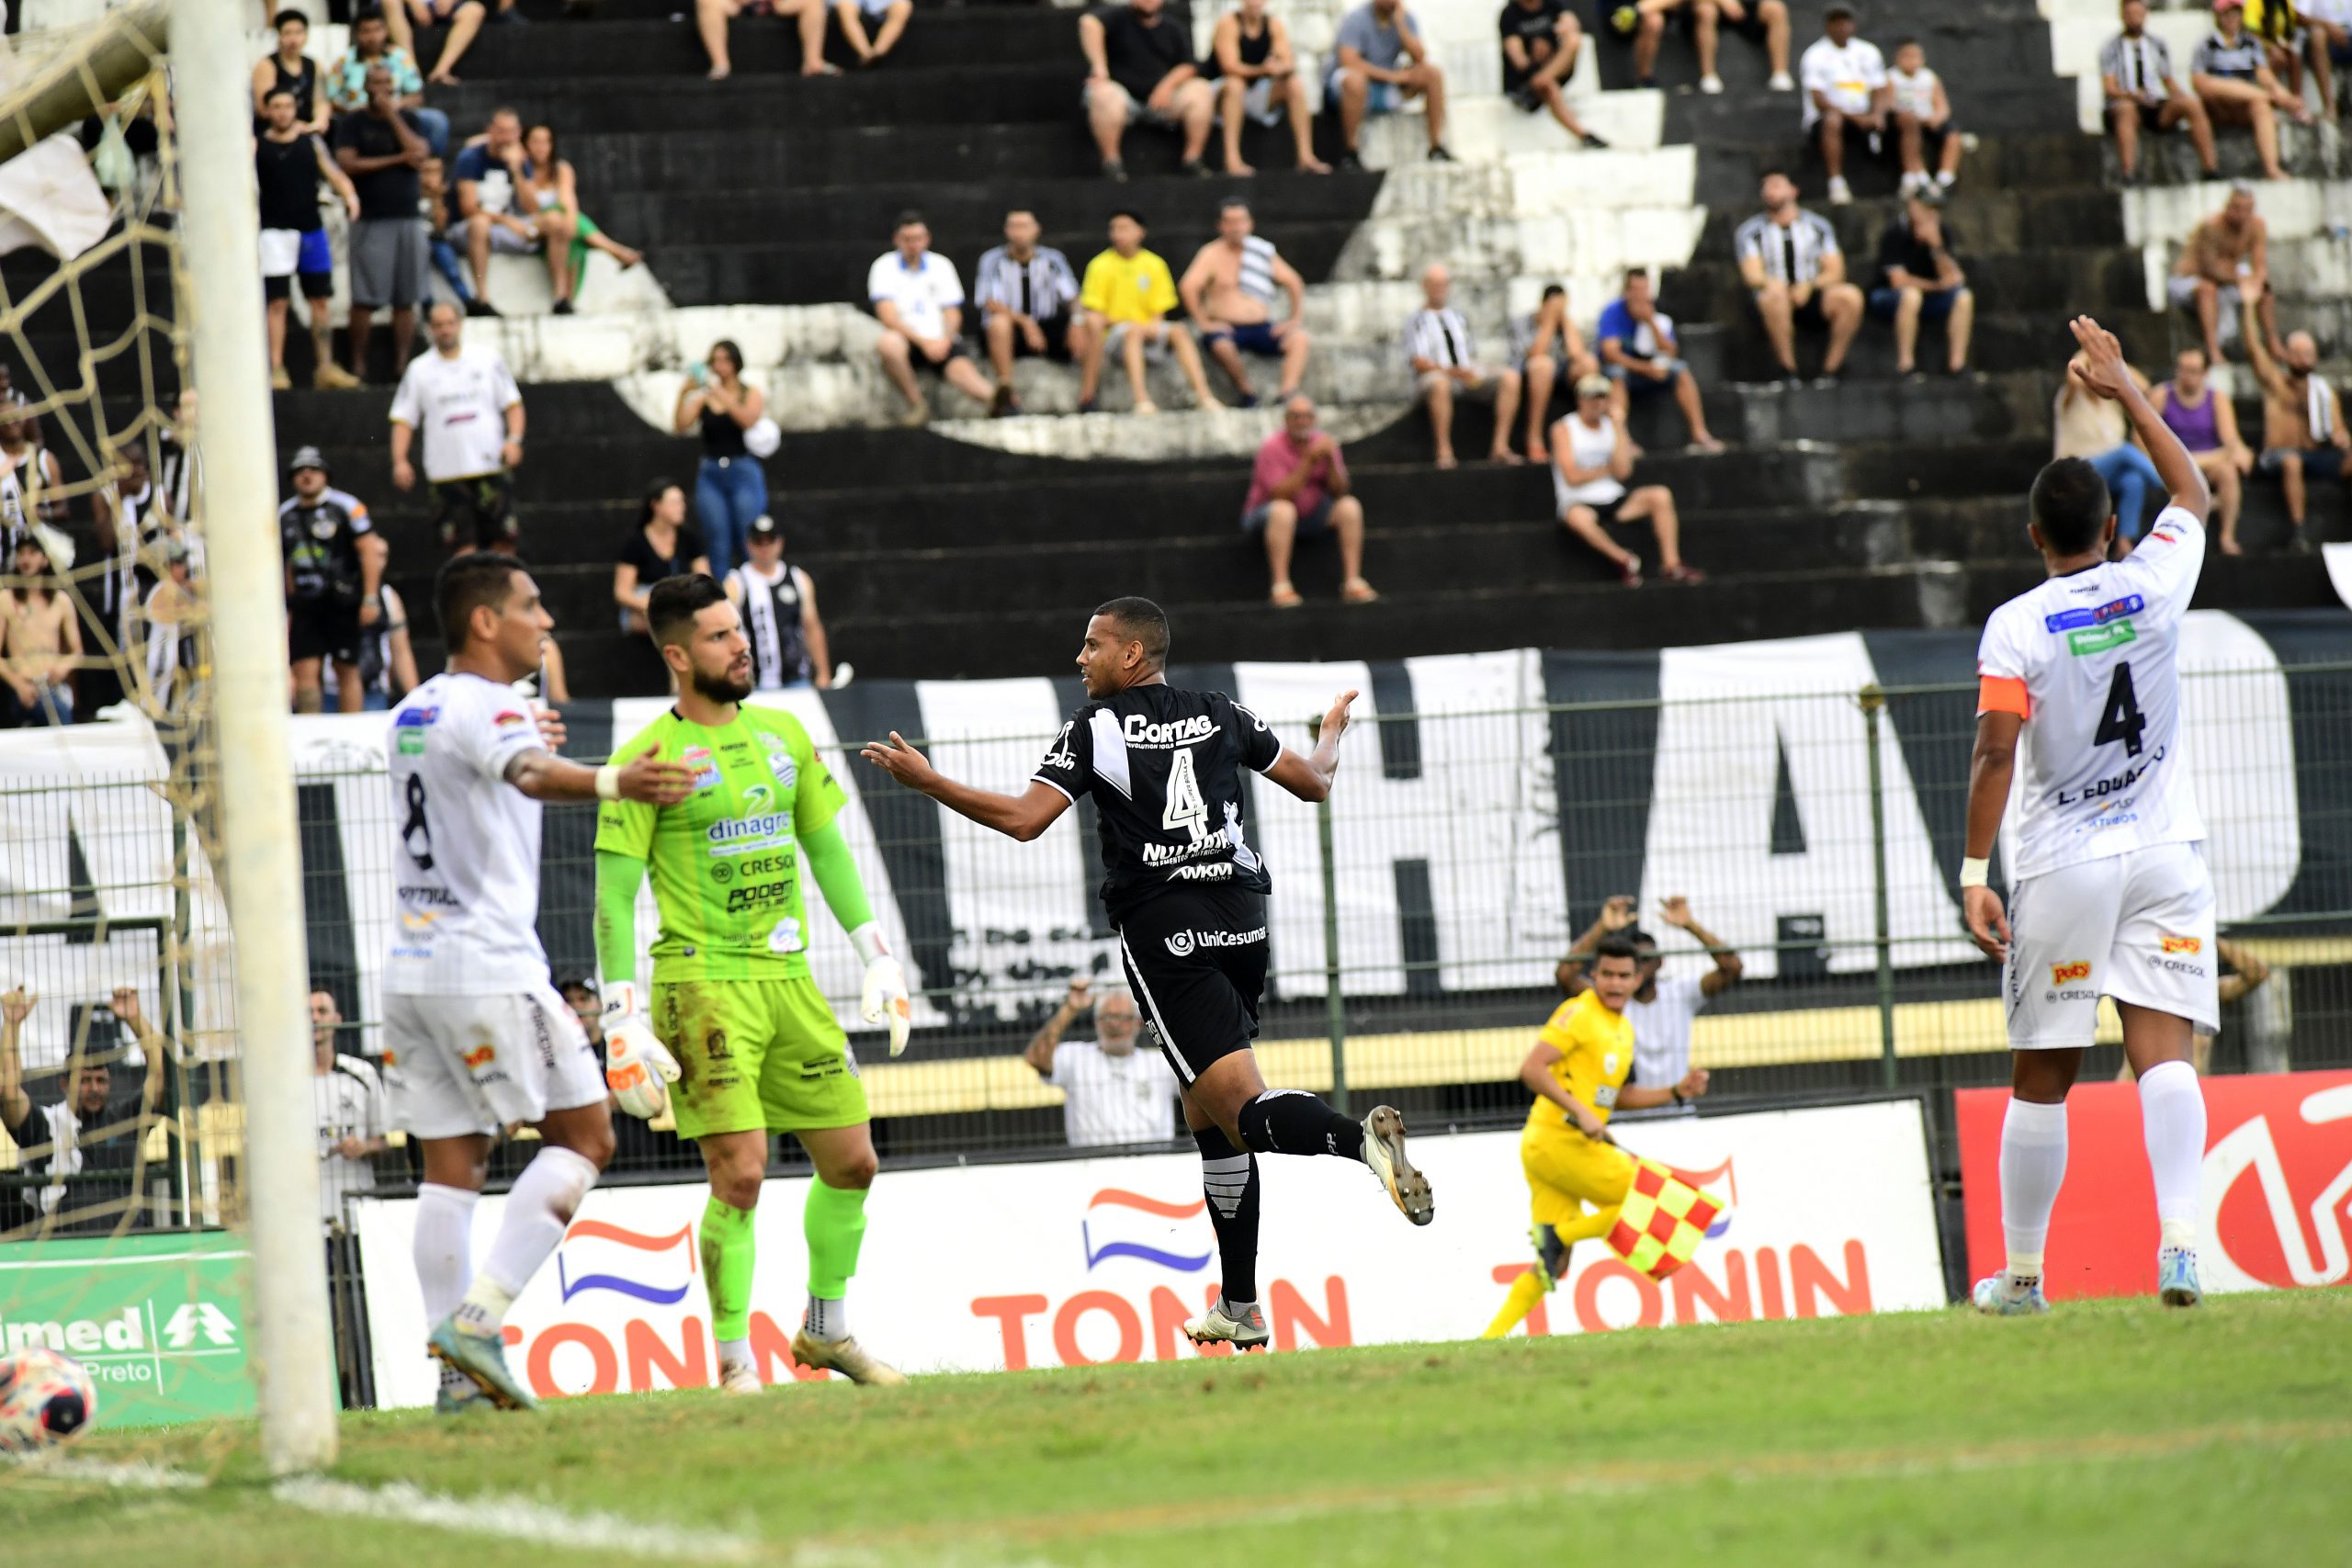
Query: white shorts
xmin=488 ymin=218 xmax=543 ymax=255
xmin=1103 ymin=319 xmax=1176 ymax=361
xmin=258 ymin=227 xmax=303 ymax=278
xmin=383 ymin=984 xmax=605 ymax=1138
xmin=2002 ymin=840 xmax=2219 ymax=1048
xmin=1238 ymin=77 xmax=1285 ymax=126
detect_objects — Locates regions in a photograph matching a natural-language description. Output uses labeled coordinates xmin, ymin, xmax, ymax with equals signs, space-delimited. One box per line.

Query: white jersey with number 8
xmin=1974 ymin=504 xmax=2208 ymax=882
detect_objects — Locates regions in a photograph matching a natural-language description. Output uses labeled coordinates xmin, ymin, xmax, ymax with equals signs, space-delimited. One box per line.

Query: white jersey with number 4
xmin=1974 ymin=503 xmax=2208 ymax=883
xmin=383 ymin=671 xmax=550 ymax=995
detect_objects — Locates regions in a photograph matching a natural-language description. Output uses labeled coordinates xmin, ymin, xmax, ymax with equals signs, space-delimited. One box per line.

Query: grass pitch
xmin=15 ymin=1290 xmax=2351 ymax=1568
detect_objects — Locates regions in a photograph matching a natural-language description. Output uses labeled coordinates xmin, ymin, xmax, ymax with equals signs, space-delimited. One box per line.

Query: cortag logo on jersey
xmin=1123 ymin=713 xmax=1217 ymax=747
xmin=2161 ymin=935 xmax=2202 ymax=955
xmin=2051 ymin=961 xmax=2092 ymax=985
xmin=682 ymin=746 xmax=719 ymax=789
xmin=2066 ymin=621 xmax=2137 ymax=657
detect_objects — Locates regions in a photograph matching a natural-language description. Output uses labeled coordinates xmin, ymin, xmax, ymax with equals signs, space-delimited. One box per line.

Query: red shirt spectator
xmin=1241 ymin=396 xmax=1374 ymax=609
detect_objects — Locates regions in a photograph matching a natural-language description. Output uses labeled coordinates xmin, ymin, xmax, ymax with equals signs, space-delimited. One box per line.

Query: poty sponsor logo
xmin=556 ymin=1220 xmax=696 ymax=1305
xmin=2051 ymin=961 xmax=2091 ymax=986
xmin=2161 ymin=934 xmax=2202 ymax=955
xmin=494 ymin=709 xmax=528 ymax=728
xmin=1122 ymin=713 xmax=1216 ymax=746
xmin=462 ymin=1043 xmax=496 ymax=1070
xmin=1080 ymin=1189 xmax=1212 ymax=1273
xmin=683 ymin=746 xmax=719 ymax=788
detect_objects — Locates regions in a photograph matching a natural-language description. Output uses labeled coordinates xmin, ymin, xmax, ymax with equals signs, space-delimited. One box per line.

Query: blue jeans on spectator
xmin=413 ymin=107 xmax=451 ymax=158
xmin=2087 ymin=444 xmax=2164 ymax=541
xmin=5 ymin=681 xmax=74 ymax=727
xmin=696 ymin=456 xmax=768 ymax=584
xmin=429 ymin=234 xmax=472 ymax=303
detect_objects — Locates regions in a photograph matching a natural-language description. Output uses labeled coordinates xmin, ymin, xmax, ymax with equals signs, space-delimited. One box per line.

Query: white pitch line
xmin=271 ymin=1476 xmax=763 ymax=1562
xmin=14 ymin=1456 xmax=209 ymax=1490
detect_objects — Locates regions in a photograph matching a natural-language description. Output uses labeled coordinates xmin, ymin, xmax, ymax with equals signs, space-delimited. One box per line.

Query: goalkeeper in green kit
xmin=594 ymin=574 xmax=912 ymax=1392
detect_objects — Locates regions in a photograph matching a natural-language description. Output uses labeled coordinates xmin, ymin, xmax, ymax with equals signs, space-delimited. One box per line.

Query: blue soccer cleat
xmin=428 ymin=1316 xmax=537 ymax=1411
xmin=1971 ymin=1273 xmax=2050 ymax=1315
xmin=2157 ymin=1247 xmax=2202 ymax=1307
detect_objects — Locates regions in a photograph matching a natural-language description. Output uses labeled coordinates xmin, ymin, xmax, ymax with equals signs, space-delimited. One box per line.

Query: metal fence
xmin=7 ymin=665 xmax=2349 ymax=1201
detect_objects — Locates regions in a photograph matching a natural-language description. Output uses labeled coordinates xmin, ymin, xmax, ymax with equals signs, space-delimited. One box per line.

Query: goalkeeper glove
xmin=599 ymin=981 xmax=680 ymax=1119
xmin=849 ymin=923 xmax=911 ymax=1057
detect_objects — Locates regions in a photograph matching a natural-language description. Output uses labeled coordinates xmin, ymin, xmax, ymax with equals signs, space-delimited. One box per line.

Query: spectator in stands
xmin=2309 ymin=0 xmax=2352 ymax=92
xmin=976 ymin=209 xmax=1091 ymax=417
xmin=0 ymin=988 xmax=169 ymax=1232
xmin=2054 ymin=345 xmax=2164 ymax=549
xmin=1870 ymin=197 xmax=1973 ymax=376
xmin=1181 ymin=198 xmax=1311 ymax=409
xmin=140 ymin=537 xmax=203 ymax=722
xmin=324 ymin=579 xmax=420 ymax=709
xmin=2248 ymin=0 xmax=2334 ymax=118
xmin=310 ymin=987 xmax=389 ymax=1229
xmin=390 ymin=299 xmax=526 ymax=551
xmin=1512 ymin=283 xmax=1595 ymax=463
xmin=1556 ymin=895 xmax=1733 ymax=1109
xmin=615 ymin=480 xmax=712 ymax=636
xmin=280 ymin=446 xmax=388 ymax=715
xmin=1244 ymin=395 xmax=1376 ymax=608
xmin=335 ymin=64 xmax=434 ymax=380
xmin=2170 ymin=184 xmax=2277 ymax=368
xmin=1212 ymin=0 xmax=1328 ymax=175
xmin=258 ymin=87 xmax=362 ymax=392
xmin=1406 ymin=262 xmax=1522 ymax=468
xmin=1 ymin=525 xmax=78 ymax=727
xmin=418 ymin=155 xmax=475 ymax=309
xmin=725 ymin=513 xmax=833 ymax=689
xmin=2103 ymin=0 xmax=2220 ymax=185
xmin=1499 ymin=0 xmax=1606 ymax=148
xmin=1597 ymin=269 xmax=1724 ymax=451
xmin=326 ymin=9 xmax=449 ymax=156
xmin=836 ymin=0 xmax=915 ymax=69
xmin=0 ymin=410 xmax=63 ymax=527
xmin=1736 ymin=169 xmax=1862 ymax=381
xmin=1329 ymin=0 xmax=1453 ymax=168
xmin=673 ymin=339 xmax=768 ymax=581
xmin=1801 ymin=3 xmax=1889 ymax=206
xmin=2245 ymin=313 xmax=2348 ymax=550
xmin=870 ymin=210 xmax=999 ymax=426
xmin=1081 ymin=0 xmax=1216 ymax=181
xmin=396 ymin=0 xmax=513 ymax=87
xmin=456 ymin=107 xmax=574 ymax=317
xmin=522 ymin=122 xmax=645 ymax=285
xmin=1023 ymin=978 xmax=1179 ymax=1148
xmin=254 ymin=8 xmax=329 ymax=134
xmin=2192 ymin=0 xmax=2301 ymax=181
xmin=1885 ymin=37 xmax=1961 ymax=199
xmin=1631 ymin=0 xmax=1793 ymax=96
xmin=1078 ymin=209 xmax=1223 ymax=413
xmin=1552 ymin=374 xmax=1701 ymax=586
xmin=696 ymin=0 xmax=834 ymax=80
xmin=2154 ymin=347 xmax=2255 ymax=554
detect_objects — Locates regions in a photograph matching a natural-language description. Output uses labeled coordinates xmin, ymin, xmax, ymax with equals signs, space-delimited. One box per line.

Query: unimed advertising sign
xmin=353 ymin=1102 xmax=1946 ymax=1405
xmin=1958 ymin=1069 xmax=2352 ymax=1300
xmin=0 ymin=1232 xmax=254 ymax=1427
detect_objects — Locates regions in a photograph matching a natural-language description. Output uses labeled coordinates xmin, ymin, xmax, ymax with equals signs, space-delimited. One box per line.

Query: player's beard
xmin=690 ymin=661 xmax=754 ymax=705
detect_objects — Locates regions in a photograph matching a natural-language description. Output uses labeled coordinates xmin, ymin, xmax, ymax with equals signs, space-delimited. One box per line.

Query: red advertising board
xmin=1957 ymin=1070 xmax=2352 ymax=1300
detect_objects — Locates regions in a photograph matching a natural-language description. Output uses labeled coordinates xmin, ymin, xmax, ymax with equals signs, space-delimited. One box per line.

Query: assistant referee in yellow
xmin=1484 ymin=932 xmax=1711 ymax=1337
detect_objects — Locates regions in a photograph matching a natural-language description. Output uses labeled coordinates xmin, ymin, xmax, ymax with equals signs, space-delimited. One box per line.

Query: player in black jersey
xmin=864 ymin=596 xmax=1433 ymax=1351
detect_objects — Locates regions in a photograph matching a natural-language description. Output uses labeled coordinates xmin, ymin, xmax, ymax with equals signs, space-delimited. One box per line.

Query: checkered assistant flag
xmin=1606 ymin=1159 xmax=1725 ymax=1280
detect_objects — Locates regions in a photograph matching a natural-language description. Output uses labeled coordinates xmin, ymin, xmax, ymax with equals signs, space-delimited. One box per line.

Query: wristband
xmin=1959 ymin=856 xmax=1990 ymax=889
xmin=848 ymin=920 xmax=891 ymax=967
xmin=594 ymin=763 xmax=621 ymax=802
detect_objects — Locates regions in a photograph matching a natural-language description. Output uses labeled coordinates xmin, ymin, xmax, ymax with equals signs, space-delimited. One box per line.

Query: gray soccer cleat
xmin=793 ymin=1330 xmax=907 ymax=1386
xmin=1182 ymin=1299 xmax=1271 ymax=1352
xmin=1363 ymin=1104 xmax=1434 ymax=1226
xmin=428 ymin=1316 xmax=538 ymax=1411
xmin=1970 ymin=1274 xmax=2051 ymax=1316
xmin=2157 ymin=1247 xmax=2202 ymax=1307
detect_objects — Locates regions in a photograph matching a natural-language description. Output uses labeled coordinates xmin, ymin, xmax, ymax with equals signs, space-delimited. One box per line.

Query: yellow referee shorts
xmin=1521 ymin=1123 xmax=1635 ymax=1231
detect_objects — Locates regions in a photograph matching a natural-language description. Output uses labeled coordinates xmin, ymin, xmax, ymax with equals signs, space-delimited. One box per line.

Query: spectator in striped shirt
xmin=2103 ymin=0 xmax=2219 ymax=184
xmin=1734 ymin=169 xmax=1862 ymax=382
xmin=976 ymin=209 xmax=1093 ymax=416
xmin=1406 ymin=262 xmax=1522 ymax=468
xmin=2191 ymin=0 xmax=2301 ymax=182
xmin=1180 ymin=199 xmax=1311 ymax=408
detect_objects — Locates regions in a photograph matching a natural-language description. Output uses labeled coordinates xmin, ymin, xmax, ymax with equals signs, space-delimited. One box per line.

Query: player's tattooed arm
xmin=860 ymin=732 xmax=1073 ymax=841
xmin=1960 ymin=711 xmax=2022 ymax=961
xmin=1263 ymin=688 xmax=1360 ymax=804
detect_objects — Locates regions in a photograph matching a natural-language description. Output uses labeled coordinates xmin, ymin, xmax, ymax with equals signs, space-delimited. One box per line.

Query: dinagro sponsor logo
xmin=2050 ymin=961 xmax=2091 ymax=986
xmin=707 ymin=813 xmax=794 ymax=855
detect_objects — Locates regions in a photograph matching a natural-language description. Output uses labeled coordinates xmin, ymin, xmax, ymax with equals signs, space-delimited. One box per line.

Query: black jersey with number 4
xmin=1032 ymin=683 xmax=1284 ymax=917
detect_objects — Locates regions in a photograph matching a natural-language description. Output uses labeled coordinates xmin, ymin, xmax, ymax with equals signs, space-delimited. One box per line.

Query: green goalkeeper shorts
xmin=652 ymin=976 xmax=868 ymax=1139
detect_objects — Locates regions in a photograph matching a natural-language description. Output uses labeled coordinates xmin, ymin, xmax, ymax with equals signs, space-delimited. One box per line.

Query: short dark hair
xmin=893 ymin=209 xmax=926 ymax=233
xmin=1624 ymin=926 xmax=1658 ymax=954
xmin=1109 ymin=209 xmax=1145 ymax=229
xmin=426 ymin=297 xmax=462 ymax=323
xmin=265 ymin=86 xmax=298 ymax=104
xmin=1092 ymin=595 xmax=1170 ymax=666
xmin=273 ymin=6 xmax=309 ymax=25
xmin=1004 ymin=207 xmax=1035 ymax=224
xmin=2030 ymin=457 xmax=2113 ymax=555
xmin=648 ymin=572 xmax=729 ymax=649
xmin=1623 ymin=267 xmax=1650 ymax=288
xmin=1894 ymin=34 xmax=1920 ymax=48
xmin=1759 ymin=166 xmax=1792 ymax=186
xmin=1593 ymin=934 xmax=1641 ymax=966
xmin=707 ymin=337 xmax=743 ymax=374
xmin=1219 ymin=197 xmax=1251 ymax=216
xmin=435 ymin=550 xmax=528 ymax=650
xmin=638 ymin=477 xmax=684 ymax=529
xmin=1541 ymin=282 xmax=1567 ymax=302
xmin=355 ymin=8 xmax=387 ymax=29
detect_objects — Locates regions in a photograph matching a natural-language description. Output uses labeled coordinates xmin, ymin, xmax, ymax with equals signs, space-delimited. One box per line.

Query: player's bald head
xmin=1091 ymin=596 xmax=1170 ymax=667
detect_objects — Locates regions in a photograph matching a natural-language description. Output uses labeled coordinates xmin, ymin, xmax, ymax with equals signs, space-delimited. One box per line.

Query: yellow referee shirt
xmin=1522 ymin=989 xmax=1635 ymax=1139
xmin=1080 ymin=246 xmax=1179 ymax=325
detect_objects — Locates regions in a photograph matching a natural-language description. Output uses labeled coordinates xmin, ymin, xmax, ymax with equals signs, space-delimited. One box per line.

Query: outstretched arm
xmin=2068 ymin=314 xmax=2208 ymax=519
xmin=1262 ymin=689 xmax=1359 ymax=803
xmin=861 ymin=734 xmax=1073 ymax=841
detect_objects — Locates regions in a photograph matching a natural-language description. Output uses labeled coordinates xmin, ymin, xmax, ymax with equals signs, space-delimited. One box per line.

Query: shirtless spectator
xmin=1081 ymin=0 xmax=1216 ymax=181
xmin=1596 ymin=270 xmax=1723 ymax=450
xmin=2191 ymin=0 xmax=2301 ymax=183
xmin=1181 ymin=199 xmax=1311 ymax=408
xmin=1405 ymin=262 xmax=1521 ymax=468
xmin=1510 ymin=283 xmax=1596 ymax=463
xmin=2102 ymin=0 xmax=2219 ymax=185
xmin=1630 ymin=0 xmax=1793 ymax=95
xmin=2153 ymin=347 xmax=2255 ymax=554
xmin=2170 ymin=184 xmax=2277 ymax=367
xmin=2245 ymin=308 xmax=2349 ymax=550
xmin=1212 ymin=0 xmax=1327 ymax=175
xmin=1800 ymin=3 xmax=1890 ymax=207
xmin=1498 ymin=0 xmax=1606 ymax=147
xmin=2 ymin=525 xmax=79 ymax=727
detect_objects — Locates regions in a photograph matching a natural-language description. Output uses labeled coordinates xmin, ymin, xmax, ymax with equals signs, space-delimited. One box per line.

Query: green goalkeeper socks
xmin=803 ymin=1178 xmax=869 ymax=1301
xmin=700 ymin=1195 xmax=757 ymax=1343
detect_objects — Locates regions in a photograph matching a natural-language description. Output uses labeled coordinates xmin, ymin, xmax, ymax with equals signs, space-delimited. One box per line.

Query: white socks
xmin=415 ymin=1182 xmax=479 ymax=1389
xmin=2137 ymin=1059 xmax=2206 ymax=1252
xmin=803 ymin=1295 xmax=847 ymax=1343
xmin=1999 ymin=1097 xmax=2069 ymax=1286
xmin=458 ymin=1145 xmax=600 ymax=1332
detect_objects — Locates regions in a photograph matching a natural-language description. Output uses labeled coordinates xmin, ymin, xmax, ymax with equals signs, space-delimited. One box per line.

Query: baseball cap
xmin=1574 ymin=374 xmax=1611 ymax=399
xmin=24 ymin=521 xmax=74 ymax=572
xmin=555 ymin=972 xmax=599 ymax=999
xmin=288 ymin=445 xmax=328 ymax=474
xmin=746 ymin=513 xmax=782 ymax=542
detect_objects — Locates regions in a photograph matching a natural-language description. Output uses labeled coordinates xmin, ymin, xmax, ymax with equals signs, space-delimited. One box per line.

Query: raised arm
xmin=1024 ymin=978 xmax=1091 ymax=1075
xmin=860 ymin=733 xmax=1073 ymax=841
xmin=2067 ymin=313 xmax=2207 ymax=518
xmin=1555 ymin=895 xmax=1634 ymax=994
xmin=1658 ymin=896 xmax=1743 ymax=994
xmin=0 ymin=987 xmax=31 ymax=1129
xmin=1261 ymin=689 xmax=1359 ymax=803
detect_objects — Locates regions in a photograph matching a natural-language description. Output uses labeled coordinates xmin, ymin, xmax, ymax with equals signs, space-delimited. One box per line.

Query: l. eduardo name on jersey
xmin=2053 ymin=743 xmax=2166 ymax=810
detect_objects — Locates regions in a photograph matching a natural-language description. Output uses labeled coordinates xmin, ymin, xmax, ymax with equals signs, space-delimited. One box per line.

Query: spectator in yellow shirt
xmin=1077 ymin=210 xmax=1223 ymax=415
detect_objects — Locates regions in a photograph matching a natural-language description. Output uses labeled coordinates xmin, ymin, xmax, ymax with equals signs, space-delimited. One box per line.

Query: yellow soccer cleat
xmin=792 ymin=1330 xmax=907 ymax=1386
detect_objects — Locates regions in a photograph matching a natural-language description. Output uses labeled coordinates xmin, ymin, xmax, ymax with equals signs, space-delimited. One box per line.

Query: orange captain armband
xmin=1976 ymin=676 xmax=2030 ymax=718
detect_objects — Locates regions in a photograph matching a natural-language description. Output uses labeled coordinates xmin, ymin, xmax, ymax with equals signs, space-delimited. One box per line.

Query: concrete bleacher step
xmin=442 ymin=10 xmax=1073 ymax=76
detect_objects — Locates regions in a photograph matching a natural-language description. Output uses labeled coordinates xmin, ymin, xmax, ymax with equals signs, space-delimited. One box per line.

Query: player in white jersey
xmin=384 ymin=552 xmax=693 ymax=1410
xmin=1961 ymin=317 xmax=2214 ymax=1316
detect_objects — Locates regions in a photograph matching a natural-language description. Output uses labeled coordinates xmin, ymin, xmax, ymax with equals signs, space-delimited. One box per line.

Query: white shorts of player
xmin=2002 ymin=840 xmax=2220 ymax=1049
xmin=384 ymin=983 xmax=605 ymax=1139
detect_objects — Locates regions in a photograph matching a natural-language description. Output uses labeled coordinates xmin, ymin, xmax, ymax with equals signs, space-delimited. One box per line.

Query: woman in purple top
xmin=2152 ymin=345 xmax=2253 ymax=554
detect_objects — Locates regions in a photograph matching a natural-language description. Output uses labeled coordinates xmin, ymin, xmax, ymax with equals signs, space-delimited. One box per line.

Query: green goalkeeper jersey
xmin=594 ymin=705 xmax=848 ymax=982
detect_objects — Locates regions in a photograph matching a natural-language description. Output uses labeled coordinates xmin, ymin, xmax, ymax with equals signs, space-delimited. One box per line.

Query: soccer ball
xmin=1611 ymin=5 xmax=1641 ymax=35
xmin=0 ymin=1348 xmax=97 ymax=1454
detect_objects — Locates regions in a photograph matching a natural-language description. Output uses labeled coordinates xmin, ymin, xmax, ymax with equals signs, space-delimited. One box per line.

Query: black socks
xmin=1236 ymin=1089 xmax=1365 ymax=1162
xmin=1193 ymin=1123 xmax=1261 ymax=1306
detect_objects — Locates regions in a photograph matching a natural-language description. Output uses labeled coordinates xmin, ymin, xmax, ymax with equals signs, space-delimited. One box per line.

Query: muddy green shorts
xmin=652 ymin=976 xmax=867 ymax=1139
